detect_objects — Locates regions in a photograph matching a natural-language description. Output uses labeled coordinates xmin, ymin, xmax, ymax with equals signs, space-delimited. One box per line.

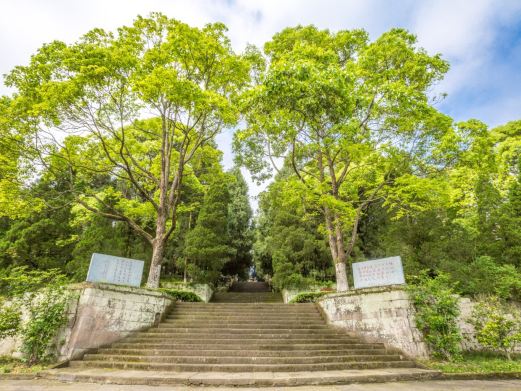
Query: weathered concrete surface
xmin=62 ymin=283 xmax=174 ymax=360
xmin=318 ymin=286 xmax=429 ymax=358
xmin=1 ymin=379 xmax=521 ymax=390
xmin=318 ymin=287 xmax=521 ymax=358
xmin=44 ymin=367 xmax=437 ymax=385
xmin=455 ymin=298 xmax=521 ymax=353
xmin=0 ymin=283 xmax=174 ymax=361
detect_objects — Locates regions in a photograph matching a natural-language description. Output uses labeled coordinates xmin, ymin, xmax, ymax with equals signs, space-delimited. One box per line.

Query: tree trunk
xmin=323 ymin=207 xmax=349 ymax=292
xmin=334 ymin=215 xmax=349 ymax=292
xmin=146 ymin=238 xmax=165 ymax=288
xmin=146 ymin=210 xmax=168 ymax=288
xmin=183 ymin=211 xmax=192 ymax=284
xmin=335 ymin=262 xmax=349 ymax=292
xmin=319 ymin=150 xmax=349 ymax=292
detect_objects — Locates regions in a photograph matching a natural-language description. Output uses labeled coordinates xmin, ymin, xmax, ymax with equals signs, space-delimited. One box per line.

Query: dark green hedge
xmin=289 ymin=291 xmax=328 ymax=303
xmin=160 ymin=289 xmax=202 ymax=302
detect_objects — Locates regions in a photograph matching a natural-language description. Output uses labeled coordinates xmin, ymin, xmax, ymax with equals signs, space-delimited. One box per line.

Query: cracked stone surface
xmin=1 ymin=379 xmax=521 ymax=390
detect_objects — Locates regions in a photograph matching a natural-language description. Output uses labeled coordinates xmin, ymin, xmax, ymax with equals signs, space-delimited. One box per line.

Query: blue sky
xmin=1 ymin=0 xmax=521 ymax=208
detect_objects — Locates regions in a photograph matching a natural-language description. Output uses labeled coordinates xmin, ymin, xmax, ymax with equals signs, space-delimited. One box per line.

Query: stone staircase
xmin=51 ymin=282 xmax=439 ymax=386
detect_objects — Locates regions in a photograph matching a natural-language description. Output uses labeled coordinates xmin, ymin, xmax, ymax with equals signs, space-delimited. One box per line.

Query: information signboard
xmin=352 ymin=256 xmax=405 ymax=289
xmin=86 ymin=253 xmax=144 ymax=287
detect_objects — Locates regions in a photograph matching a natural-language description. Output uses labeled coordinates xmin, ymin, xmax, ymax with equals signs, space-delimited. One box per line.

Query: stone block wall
xmin=0 ymin=282 xmax=174 ymax=361
xmin=318 ymin=286 xmax=429 ymax=358
xmin=318 ymin=286 xmax=521 ymax=358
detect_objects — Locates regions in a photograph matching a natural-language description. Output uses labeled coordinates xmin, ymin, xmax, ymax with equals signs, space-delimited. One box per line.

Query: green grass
xmin=0 ymin=356 xmax=45 ymax=374
xmin=422 ymin=352 xmax=521 ymax=374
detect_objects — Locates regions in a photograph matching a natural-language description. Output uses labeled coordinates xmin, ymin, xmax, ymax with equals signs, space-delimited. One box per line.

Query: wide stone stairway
xmin=49 ymin=282 xmax=438 ymax=386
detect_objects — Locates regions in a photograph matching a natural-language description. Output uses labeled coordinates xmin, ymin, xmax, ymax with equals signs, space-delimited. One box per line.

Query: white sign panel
xmin=352 ymin=256 xmax=405 ymax=289
xmin=86 ymin=253 xmax=144 ymax=287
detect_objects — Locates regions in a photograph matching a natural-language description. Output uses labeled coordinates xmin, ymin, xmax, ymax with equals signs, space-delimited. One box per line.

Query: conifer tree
xmin=184 ymin=176 xmax=234 ymax=284
xmin=223 ymin=168 xmax=253 ymax=278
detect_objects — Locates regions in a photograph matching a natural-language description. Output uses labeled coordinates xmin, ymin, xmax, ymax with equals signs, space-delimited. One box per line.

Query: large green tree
xmin=5 ymin=13 xmax=252 ymax=287
xmin=235 ymin=26 xmax=451 ymax=291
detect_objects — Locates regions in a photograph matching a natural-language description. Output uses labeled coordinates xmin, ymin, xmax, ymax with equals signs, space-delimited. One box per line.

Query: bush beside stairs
xmin=44 ymin=282 xmax=440 ymax=386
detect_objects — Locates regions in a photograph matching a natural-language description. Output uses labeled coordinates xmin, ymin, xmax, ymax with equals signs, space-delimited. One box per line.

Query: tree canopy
xmin=4 ymin=13 xmax=254 ymax=287
xmin=235 ymin=26 xmax=453 ymax=291
xmin=0 ymin=18 xmax=519 ymax=299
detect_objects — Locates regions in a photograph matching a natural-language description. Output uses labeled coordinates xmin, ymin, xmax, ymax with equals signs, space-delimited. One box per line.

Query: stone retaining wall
xmin=317 ymin=286 xmax=521 ymax=358
xmin=0 ymin=282 xmax=174 ymax=361
xmin=318 ymin=286 xmax=429 ymax=358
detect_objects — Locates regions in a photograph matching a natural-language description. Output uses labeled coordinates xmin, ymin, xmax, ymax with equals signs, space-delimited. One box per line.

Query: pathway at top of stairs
xmin=212 ymin=281 xmax=281 ymax=303
xmin=48 ymin=281 xmax=440 ymax=387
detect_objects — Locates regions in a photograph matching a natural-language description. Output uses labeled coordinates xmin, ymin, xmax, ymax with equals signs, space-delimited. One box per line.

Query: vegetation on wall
xmin=470 ymin=296 xmax=521 ymax=360
xmin=407 ymin=272 xmax=462 ymax=361
xmin=159 ymin=289 xmax=202 ymax=302
xmin=289 ymin=291 xmax=328 ymax=303
xmin=0 ymin=267 xmax=72 ymax=364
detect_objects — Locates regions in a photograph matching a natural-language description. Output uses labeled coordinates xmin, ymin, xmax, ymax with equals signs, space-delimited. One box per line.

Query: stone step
xmin=210 ymin=301 xmax=283 ymax=304
xmin=70 ymin=360 xmax=417 ymax=372
xmin=82 ymin=354 xmax=404 ymax=365
xmin=211 ymin=290 xmax=281 ymax=297
xmin=173 ymin=303 xmax=317 ymax=313
xmin=171 ymin=305 xmax=315 ymax=310
xmin=124 ymin=334 xmax=362 ymax=342
xmin=228 ymin=282 xmax=272 ymax=292
xmin=157 ymin=325 xmax=329 ymax=330
xmin=159 ymin=317 xmax=329 ymax=327
xmin=172 ymin=304 xmax=313 ymax=309
xmin=41 ymin=368 xmax=441 ymax=390
xmin=144 ymin=327 xmax=338 ymax=338
xmin=174 ymin=302 xmax=311 ymax=306
xmin=112 ymin=342 xmax=385 ymax=350
xmin=212 ymin=295 xmax=281 ymax=298
xmin=212 ymin=296 xmax=282 ymax=303
xmin=170 ymin=310 xmax=318 ymax=316
xmin=220 ymin=298 xmax=278 ymax=300
xmin=43 ymin=367 xmax=442 ymax=387
xmin=212 ymin=293 xmax=280 ymax=297
xmin=165 ymin=315 xmax=323 ymax=322
xmin=98 ymin=348 xmax=390 ymax=357
xmin=125 ymin=333 xmax=363 ymax=344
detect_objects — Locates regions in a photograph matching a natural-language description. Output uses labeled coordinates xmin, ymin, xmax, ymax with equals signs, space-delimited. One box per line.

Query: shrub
xmin=0 ymin=267 xmax=71 ymax=365
xmin=0 ymin=302 xmax=21 ymax=339
xmin=289 ymin=291 xmax=328 ymax=303
xmin=407 ymin=271 xmax=462 ymax=361
xmin=21 ymin=286 xmax=70 ymax=365
xmin=469 ymin=296 xmax=521 ymax=360
xmin=459 ymin=256 xmax=521 ymax=301
xmin=160 ymin=289 xmax=202 ymax=302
